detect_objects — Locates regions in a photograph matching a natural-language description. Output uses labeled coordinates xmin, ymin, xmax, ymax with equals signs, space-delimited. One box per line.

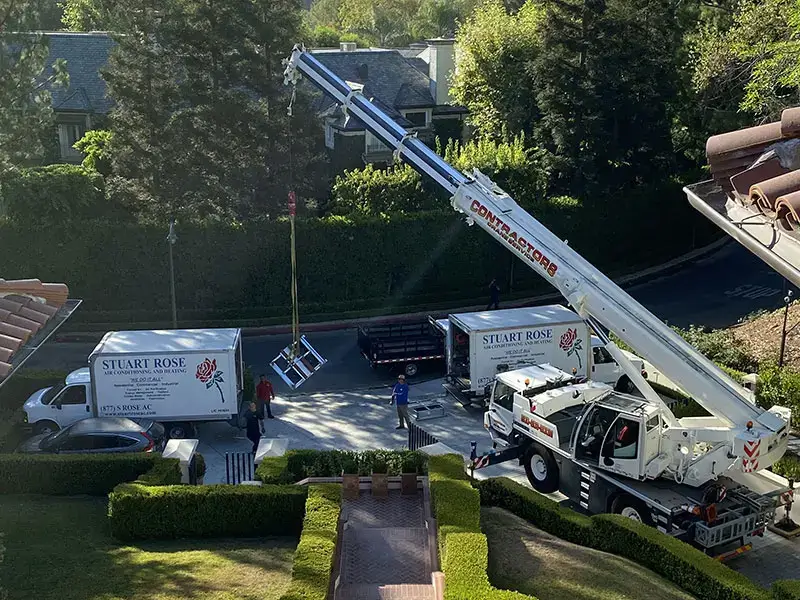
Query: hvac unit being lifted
xmin=269 ymin=191 xmax=327 ymax=389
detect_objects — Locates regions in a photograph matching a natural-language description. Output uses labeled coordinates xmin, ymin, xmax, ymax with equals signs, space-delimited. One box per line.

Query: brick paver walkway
xmin=333 ymin=489 xmax=437 ymax=600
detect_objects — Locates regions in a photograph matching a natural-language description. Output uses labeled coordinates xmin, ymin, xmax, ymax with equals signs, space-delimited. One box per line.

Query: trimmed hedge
xmin=257 ymin=449 xmax=428 ymax=484
xmin=774 ymin=581 xmax=800 ymax=600
xmin=279 ymin=484 xmax=342 ymax=600
xmin=0 ymin=453 xmax=180 ymax=495
xmin=772 ymin=453 xmax=800 ymax=481
xmin=479 ymin=477 xmax=771 ymax=600
xmin=108 ymin=482 xmax=308 ymax=541
xmin=0 ymin=190 xmax=716 ymax=326
xmin=0 ymin=369 xmax=68 ymax=411
xmin=428 ymin=454 xmax=536 ymax=600
xmin=0 ymin=409 xmax=25 ymax=452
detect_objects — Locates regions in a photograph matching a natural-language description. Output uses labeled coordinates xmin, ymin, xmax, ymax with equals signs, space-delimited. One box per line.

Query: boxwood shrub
xmin=774 ymin=581 xmax=800 ymax=600
xmin=428 ymin=454 xmax=536 ymax=600
xmin=479 ymin=477 xmax=772 ymax=600
xmin=108 ymin=482 xmax=308 ymax=541
xmin=257 ymin=449 xmax=428 ymax=483
xmin=279 ymin=484 xmax=342 ymax=600
xmin=0 ymin=454 xmax=179 ymax=495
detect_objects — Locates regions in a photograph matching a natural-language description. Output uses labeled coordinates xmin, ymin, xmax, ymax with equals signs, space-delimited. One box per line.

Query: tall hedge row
xmin=0 ymin=182 xmax=716 ymax=325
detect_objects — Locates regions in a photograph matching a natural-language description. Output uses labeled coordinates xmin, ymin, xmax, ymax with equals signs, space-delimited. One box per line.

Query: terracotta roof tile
xmin=0 ymin=322 xmax=31 ymax=343
xmin=783 ymin=108 xmax=800 ymax=138
xmin=776 ymin=190 xmax=800 ymax=231
xmin=731 ymin=156 xmax=792 ymax=200
xmin=0 ymin=334 xmax=22 ymax=352
xmin=706 ymin=122 xmax=783 ymax=161
xmin=749 ymin=170 xmax=800 ymax=215
xmin=0 ymin=348 xmax=11 ymax=362
xmin=0 ymin=362 xmax=10 ymax=378
xmin=6 ymin=314 xmax=41 ymax=333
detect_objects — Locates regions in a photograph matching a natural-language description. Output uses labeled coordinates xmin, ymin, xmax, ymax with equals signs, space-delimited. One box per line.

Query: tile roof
xmin=43 ymin=32 xmax=115 ymax=114
xmin=0 ymin=279 xmax=70 ymax=380
xmin=706 ymin=107 xmax=800 ymax=234
xmin=311 ymin=49 xmax=437 ymax=129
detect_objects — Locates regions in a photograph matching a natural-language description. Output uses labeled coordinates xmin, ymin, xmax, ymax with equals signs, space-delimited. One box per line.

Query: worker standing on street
xmin=390 ymin=374 xmax=410 ymax=430
xmin=487 ymin=279 xmax=501 ymax=310
xmin=244 ymin=401 xmax=262 ymax=453
xmin=256 ymin=374 xmax=275 ymax=431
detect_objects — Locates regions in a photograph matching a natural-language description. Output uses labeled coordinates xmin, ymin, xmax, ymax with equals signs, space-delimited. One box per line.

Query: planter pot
xmin=371 ymin=472 xmax=389 ymax=497
xmin=401 ymin=473 xmax=418 ymax=495
xmin=342 ymin=473 xmax=360 ymax=499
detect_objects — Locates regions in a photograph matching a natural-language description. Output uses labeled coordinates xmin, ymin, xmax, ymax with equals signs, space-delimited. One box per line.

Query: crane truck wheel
xmin=524 ymin=444 xmax=559 ymax=493
xmin=404 ymin=363 xmax=419 ymax=377
xmin=33 ymin=420 xmax=59 ymax=435
xmin=611 ymin=495 xmax=654 ymax=526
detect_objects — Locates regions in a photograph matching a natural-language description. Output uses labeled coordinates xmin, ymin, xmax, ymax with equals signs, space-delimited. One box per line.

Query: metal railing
xmin=225 ymin=452 xmax=255 ymax=484
xmin=408 ymin=421 xmax=439 ymax=450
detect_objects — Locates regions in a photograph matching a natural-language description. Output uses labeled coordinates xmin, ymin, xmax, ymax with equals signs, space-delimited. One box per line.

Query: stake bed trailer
xmin=283 ymin=44 xmax=792 ymax=552
xmin=357 ymin=319 xmax=445 ymax=377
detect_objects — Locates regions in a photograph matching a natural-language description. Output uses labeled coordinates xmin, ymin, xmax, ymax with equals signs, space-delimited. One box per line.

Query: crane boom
xmin=282 ymin=45 xmax=784 ymax=435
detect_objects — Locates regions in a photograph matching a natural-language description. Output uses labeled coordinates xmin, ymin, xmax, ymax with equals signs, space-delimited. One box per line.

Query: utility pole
xmin=167 ymin=219 xmax=178 ymax=329
xmin=780 ymin=289 xmax=793 ymax=368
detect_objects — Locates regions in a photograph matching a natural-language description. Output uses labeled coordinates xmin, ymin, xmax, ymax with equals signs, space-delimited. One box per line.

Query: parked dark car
xmin=17 ymin=417 xmax=166 ymax=454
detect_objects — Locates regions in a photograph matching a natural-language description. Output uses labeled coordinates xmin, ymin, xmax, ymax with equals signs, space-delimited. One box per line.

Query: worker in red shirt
xmin=256 ymin=374 xmax=275 ymax=430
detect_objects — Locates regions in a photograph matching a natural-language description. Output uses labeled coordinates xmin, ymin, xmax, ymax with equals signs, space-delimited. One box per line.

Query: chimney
xmin=340 ymin=41 xmax=357 ymax=52
xmin=357 ymin=63 xmax=368 ymax=80
xmin=426 ymin=37 xmax=455 ymax=105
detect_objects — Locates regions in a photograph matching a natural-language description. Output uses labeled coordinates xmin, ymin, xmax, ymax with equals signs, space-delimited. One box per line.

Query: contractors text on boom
xmin=469 ymin=200 xmax=558 ymax=277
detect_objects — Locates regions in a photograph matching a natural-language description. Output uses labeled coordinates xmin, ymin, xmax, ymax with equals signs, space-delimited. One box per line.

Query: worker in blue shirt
xmin=390 ymin=374 xmax=410 ymax=429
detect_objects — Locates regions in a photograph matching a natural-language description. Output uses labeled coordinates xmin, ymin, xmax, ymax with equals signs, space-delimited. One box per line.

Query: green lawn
xmin=482 ymin=507 xmax=695 ymax=600
xmin=0 ymin=495 xmax=297 ymax=600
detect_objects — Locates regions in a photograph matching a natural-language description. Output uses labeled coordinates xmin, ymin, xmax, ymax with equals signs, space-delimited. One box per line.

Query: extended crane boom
xmin=282 ymin=45 xmax=787 ymax=454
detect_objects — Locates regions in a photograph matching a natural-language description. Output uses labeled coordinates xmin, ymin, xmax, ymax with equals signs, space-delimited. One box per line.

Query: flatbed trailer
xmin=357 ymin=320 xmax=445 ymax=377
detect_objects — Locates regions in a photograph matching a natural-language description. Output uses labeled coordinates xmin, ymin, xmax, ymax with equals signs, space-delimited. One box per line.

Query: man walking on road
xmin=256 ymin=374 xmax=275 ymax=430
xmin=390 ymin=375 xmax=410 ymax=430
xmin=244 ymin=401 xmax=262 ymax=453
xmin=487 ymin=278 xmax=500 ymax=310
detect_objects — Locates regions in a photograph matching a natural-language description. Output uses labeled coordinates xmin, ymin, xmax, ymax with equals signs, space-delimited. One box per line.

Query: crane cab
xmin=571 ymin=395 xmax=662 ymax=481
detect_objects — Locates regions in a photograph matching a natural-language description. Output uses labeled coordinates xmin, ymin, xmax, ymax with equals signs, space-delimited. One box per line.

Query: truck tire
xmin=614 ymin=375 xmax=635 ymax=394
xmin=611 ymin=495 xmax=654 ymax=526
xmin=166 ymin=422 xmax=193 ymax=440
xmin=33 ymin=420 xmax=59 ymax=435
xmin=524 ymin=444 xmax=560 ymax=493
xmin=404 ymin=363 xmax=419 ymax=377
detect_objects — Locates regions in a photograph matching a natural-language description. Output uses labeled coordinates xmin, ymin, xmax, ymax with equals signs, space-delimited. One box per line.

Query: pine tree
xmin=532 ymin=0 xmax=680 ymax=194
xmin=103 ymin=0 xmax=325 ymax=222
xmin=0 ymin=0 xmax=68 ymax=172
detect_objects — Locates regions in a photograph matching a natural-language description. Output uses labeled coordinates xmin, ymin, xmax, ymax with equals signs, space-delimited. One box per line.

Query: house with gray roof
xmin=42 ymin=32 xmax=115 ymax=163
xmin=310 ymin=38 xmax=468 ymax=170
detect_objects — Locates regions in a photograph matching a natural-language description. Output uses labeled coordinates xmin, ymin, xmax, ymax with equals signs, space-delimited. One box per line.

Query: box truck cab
xmin=23 ymin=328 xmax=246 ymax=439
xmin=431 ymin=305 xmax=645 ymax=406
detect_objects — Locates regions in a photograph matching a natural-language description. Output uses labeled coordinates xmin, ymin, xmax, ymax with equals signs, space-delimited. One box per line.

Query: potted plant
xmin=341 ymin=454 xmax=360 ymax=500
xmin=371 ymin=454 xmax=389 ymax=498
xmin=401 ymin=453 xmax=419 ymax=495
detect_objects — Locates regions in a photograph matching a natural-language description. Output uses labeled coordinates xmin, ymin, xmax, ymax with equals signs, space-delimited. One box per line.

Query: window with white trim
xmin=365 ymin=131 xmax=389 ymax=154
xmin=325 ymin=124 xmax=335 ymax=149
xmin=58 ymin=123 xmax=84 ymax=160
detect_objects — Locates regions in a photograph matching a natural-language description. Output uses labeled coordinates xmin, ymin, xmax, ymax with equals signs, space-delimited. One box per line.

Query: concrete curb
xmin=55 ymin=236 xmax=731 ymax=343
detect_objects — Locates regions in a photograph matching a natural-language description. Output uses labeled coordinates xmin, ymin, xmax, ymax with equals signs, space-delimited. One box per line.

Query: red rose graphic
xmin=196 ymin=358 xmax=217 ymax=383
xmin=559 ymin=328 xmax=577 ymax=351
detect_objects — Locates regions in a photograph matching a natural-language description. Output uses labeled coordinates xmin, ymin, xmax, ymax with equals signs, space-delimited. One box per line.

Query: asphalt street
xmin=26 ymin=241 xmax=800 ymax=394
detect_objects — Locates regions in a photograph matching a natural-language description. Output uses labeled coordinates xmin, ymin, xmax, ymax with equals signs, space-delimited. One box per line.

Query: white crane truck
xmin=282 ymin=45 xmax=793 ymax=557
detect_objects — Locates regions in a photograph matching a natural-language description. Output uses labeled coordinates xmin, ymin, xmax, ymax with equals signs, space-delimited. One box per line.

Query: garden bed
xmin=0 ymin=495 xmax=297 ymax=600
xmin=482 ymin=506 xmax=694 ymax=600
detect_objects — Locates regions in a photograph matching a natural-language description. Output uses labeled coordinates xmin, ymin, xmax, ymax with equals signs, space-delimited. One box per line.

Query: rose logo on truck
xmin=196 ymin=358 xmax=225 ymax=403
xmin=559 ymin=328 xmax=583 ymax=369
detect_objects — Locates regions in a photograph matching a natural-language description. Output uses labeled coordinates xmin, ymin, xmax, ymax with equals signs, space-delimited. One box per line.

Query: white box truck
xmin=430 ymin=306 xmax=644 ymax=405
xmin=23 ymin=328 xmax=247 ymax=439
